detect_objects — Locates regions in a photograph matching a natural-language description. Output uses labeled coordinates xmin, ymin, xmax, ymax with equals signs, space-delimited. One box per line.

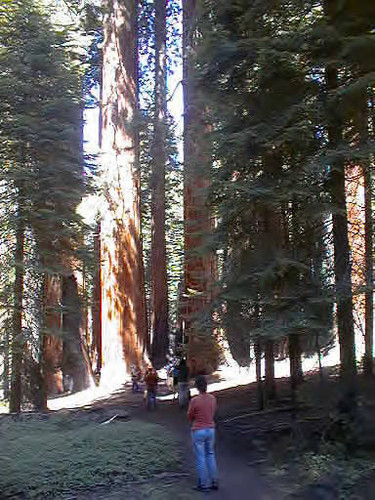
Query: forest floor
xmin=56 ymin=369 xmax=375 ymax=499
xmin=2 ymin=370 xmax=375 ymax=499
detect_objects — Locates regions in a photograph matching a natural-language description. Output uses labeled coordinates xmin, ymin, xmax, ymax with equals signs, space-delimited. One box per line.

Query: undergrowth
xmin=0 ymin=415 xmax=179 ymax=498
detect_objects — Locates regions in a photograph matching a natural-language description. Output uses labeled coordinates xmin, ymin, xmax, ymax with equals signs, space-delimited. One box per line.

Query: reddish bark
xmin=182 ymin=0 xmax=217 ymax=374
xmin=100 ymin=0 xmax=147 ymax=385
xmin=151 ymin=0 xmax=169 ymax=369
xmin=42 ymin=275 xmax=63 ymax=396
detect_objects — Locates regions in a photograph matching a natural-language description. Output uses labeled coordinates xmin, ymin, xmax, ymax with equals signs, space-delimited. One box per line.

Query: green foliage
xmin=139 ymin=0 xmax=184 ymax=332
xmin=0 ymin=416 xmax=179 ymax=498
xmin=0 ymin=0 xmax=92 ymax=404
xmin=195 ymin=0 xmax=374 ymax=365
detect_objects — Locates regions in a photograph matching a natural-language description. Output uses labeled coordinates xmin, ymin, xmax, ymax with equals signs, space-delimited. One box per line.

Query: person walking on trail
xmin=187 ymin=375 xmax=219 ymax=492
xmin=144 ymin=367 xmax=158 ymax=410
xmin=131 ymin=365 xmax=141 ymax=393
xmin=177 ymin=358 xmax=190 ymax=408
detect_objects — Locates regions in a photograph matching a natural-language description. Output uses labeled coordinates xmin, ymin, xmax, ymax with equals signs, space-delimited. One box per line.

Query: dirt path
xmin=88 ymin=384 xmax=278 ymax=500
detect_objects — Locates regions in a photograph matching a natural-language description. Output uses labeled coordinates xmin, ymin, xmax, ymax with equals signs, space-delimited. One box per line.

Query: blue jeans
xmin=191 ymin=428 xmax=218 ymax=488
xmin=147 ymin=389 xmax=157 ymax=409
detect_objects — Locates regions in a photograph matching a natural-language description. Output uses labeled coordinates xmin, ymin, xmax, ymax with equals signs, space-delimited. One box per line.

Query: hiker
xmin=131 ymin=365 xmax=141 ymax=393
xmin=177 ymin=358 xmax=190 ymax=408
xmin=144 ymin=367 xmax=158 ymax=410
xmin=187 ymin=375 xmax=219 ymax=492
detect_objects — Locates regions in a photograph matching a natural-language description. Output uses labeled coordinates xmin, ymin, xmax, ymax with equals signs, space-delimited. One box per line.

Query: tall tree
xmin=324 ymin=0 xmax=357 ymax=393
xmin=182 ymin=0 xmax=216 ymax=373
xmin=150 ymin=0 xmax=169 ymax=368
xmin=1 ymin=0 xmax=89 ymax=408
xmin=100 ymin=0 xmax=147 ymax=384
xmin=9 ymin=185 xmax=25 ymax=413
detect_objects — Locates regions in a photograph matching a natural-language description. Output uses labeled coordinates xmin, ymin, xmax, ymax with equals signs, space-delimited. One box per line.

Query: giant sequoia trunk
xmin=9 ymin=194 xmax=25 ymax=413
xmin=182 ymin=0 xmax=216 ymax=374
xmin=61 ymin=275 xmax=91 ymax=392
xmin=100 ymin=0 xmax=147 ymax=385
xmin=42 ymin=275 xmax=63 ymax=396
xmin=151 ymin=0 xmax=169 ymax=369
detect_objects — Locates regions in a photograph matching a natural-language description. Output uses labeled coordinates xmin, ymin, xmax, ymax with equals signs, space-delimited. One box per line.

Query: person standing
xmin=144 ymin=367 xmax=158 ymax=410
xmin=187 ymin=375 xmax=219 ymax=492
xmin=177 ymin=358 xmax=190 ymax=408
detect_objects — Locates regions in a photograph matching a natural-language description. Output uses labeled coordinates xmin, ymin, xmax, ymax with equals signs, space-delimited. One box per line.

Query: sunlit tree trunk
xmin=151 ymin=0 xmax=169 ymax=369
xmin=9 ymin=190 xmax=25 ymax=413
xmin=100 ymin=0 xmax=147 ymax=386
xmin=183 ymin=0 xmax=216 ymax=374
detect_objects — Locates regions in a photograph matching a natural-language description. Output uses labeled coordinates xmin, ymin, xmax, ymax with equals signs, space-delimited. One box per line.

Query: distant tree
xmin=150 ymin=0 xmax=169 ymax=368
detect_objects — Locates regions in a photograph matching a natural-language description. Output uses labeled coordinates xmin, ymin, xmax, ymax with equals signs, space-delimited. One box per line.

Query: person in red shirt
xmin=187 ymin=375 xmax=219 ymax=492
xmin=144 ymin=367 xmax=158 ymax=410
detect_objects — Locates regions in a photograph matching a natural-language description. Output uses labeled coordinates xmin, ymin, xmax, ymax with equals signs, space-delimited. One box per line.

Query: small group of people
xmin=132 ymin=360 xmax=219 ymax=491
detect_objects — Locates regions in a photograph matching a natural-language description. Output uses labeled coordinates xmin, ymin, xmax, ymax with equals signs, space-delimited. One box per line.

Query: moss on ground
xmin=0 ymin=415 xmax=180 ymax=498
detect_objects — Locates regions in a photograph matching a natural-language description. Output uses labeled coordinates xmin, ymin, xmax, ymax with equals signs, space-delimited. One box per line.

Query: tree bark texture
xmin=101 ymin=0 xmax=147 ymax=386
xmin=182 ymin=0 xmax=216 ymax=373
xmin=61 ymin=274 xmax=91 ymax=392
xmin=9 ymin=195 xmax=25 ymax=413
xmin=42 ymin=275 xmax=63 ymax=396
xmin=151 ymin=0 xmax=169 ymax=369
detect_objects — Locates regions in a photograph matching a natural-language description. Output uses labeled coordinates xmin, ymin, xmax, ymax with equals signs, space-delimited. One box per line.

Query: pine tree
xmin=0 ymin=0 xmax=89 ymax=408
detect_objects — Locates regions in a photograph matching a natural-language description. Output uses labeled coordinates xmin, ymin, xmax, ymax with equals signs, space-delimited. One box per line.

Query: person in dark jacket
xmin=177 ymin=358 xmax=190 ymax=408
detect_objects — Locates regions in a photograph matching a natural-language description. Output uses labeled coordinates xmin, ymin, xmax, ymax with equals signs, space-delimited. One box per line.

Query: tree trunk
xmin=42 ymin=275 xmax=63 ymax=396
xmin=289 ymin=333 xmax=303 ymax=386
xmin=361 ymin=91 xmax=373 ymax=376
xmin=151 ymin=0 xmax=169 ymax=369
xmin=182 ymin=0 xmax=216 ymax=373
xmin=325 ymin=63 xmax=357 ymax=390
xmin=265 ymin=339 xmax=276 ymax=403
xmin=92 ymin=218 xmax=102 ymax=375
xmin=9 ymin=193 xmax=25 ymax=413
xmin=254 ymin=338 xmax=264 ymax=411
xmin=61 ymin=274 xmax=91 ymax=392
xmin=100 ymin=0 xmax=147 ymax=386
